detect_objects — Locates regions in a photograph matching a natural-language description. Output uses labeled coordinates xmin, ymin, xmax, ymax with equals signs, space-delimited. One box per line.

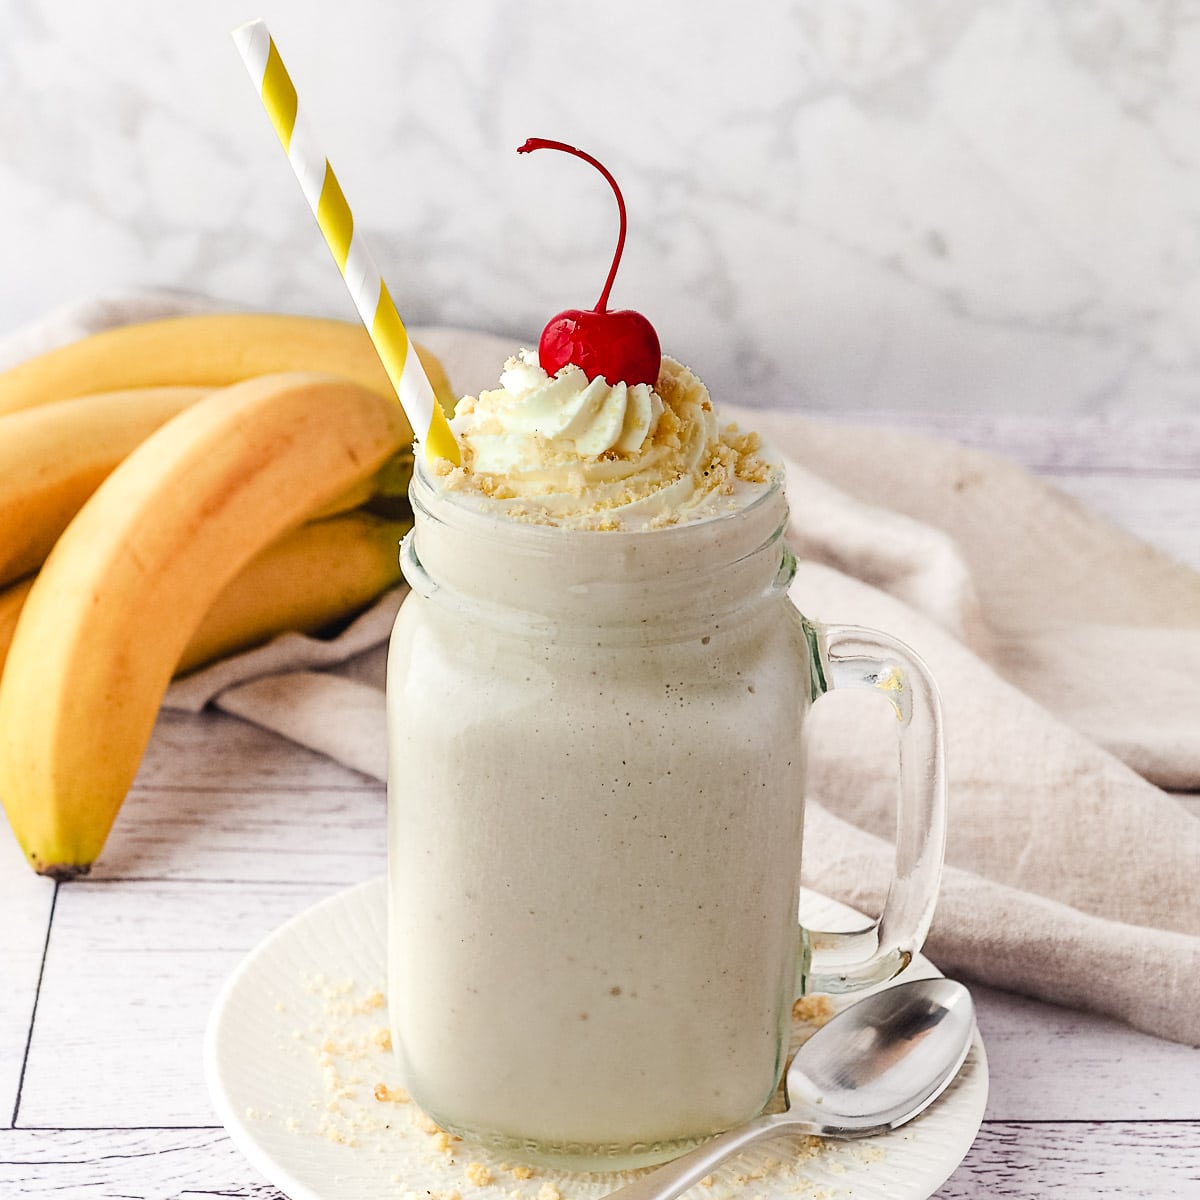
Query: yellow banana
xmin=0 ymin=312 xmax=454 ymax=420
xmin=0 ymin=511 xmax=408 ymax=680
xmin=176 ymin=510 xmax=408 ymax=675
xmin=0 ymin=372 xmax=409 ymax=879
xmin=0 ymin=575 xmax=32 ymax=674
xmin=0 ymin=386 xmax=211 ymax=588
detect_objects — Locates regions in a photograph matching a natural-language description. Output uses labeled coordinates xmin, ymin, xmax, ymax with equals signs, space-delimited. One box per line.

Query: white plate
xmin=206 ymin=879 xmax=987 ymax=1200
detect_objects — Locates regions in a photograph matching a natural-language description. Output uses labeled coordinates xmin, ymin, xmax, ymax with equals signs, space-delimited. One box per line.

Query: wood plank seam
xmin=10 ymin=881 xmax=58 ymax=1129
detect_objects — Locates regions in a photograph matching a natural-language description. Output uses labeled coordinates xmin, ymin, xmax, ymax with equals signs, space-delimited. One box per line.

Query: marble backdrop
xmin=3 ymin=0 xmax=1199 ymax=417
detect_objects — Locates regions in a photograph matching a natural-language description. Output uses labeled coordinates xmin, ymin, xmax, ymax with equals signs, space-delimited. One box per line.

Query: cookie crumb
xmin=466 ymin=1163 xmax=493 ymax=1186
xmin=792 ymin=995 xmax=835 ymax=1025
xmin=358 ymin=987 xmax=386 ymax=1012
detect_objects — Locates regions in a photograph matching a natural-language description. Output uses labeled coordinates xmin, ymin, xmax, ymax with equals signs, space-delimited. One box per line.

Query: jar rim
xmin=403 ymin=453 xmax=793 ymax=641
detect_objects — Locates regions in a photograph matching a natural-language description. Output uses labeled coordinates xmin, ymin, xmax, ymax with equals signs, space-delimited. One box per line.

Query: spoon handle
xmin=603 ymin=1114 xmax=808 ymax=1200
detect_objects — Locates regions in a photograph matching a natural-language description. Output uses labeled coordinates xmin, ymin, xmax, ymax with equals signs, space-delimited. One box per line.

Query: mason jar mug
xmin=385 ymin=462 xmax=946 ymax=1170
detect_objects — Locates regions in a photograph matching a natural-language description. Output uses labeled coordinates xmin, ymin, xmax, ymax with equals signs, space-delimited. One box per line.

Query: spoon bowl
xmin=605 ymin=977 xmax=975 ymax=1200
xmin=786 ymin=976 xmax=975 ymax=1134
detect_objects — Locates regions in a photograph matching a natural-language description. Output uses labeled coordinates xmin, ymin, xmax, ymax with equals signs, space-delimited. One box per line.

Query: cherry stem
xmin=518 ymin=137 xmax=628 ymax=314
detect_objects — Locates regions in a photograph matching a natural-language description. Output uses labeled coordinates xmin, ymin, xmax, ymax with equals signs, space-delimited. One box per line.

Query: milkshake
xmin=387 ymin=350 xmax=800 ymax=1168
xmin=384 ymin=140 xmax=946 ymax=1170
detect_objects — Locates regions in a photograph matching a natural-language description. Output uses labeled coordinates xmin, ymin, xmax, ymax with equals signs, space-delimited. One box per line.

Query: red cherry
xmin=538 ymin=309 xmax=661 ymax=387
xmin=518 ymin=138 xmax=662 ymax=388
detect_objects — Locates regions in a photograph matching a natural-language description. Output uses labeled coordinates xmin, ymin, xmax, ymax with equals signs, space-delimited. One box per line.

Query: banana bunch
xmin=0 ymin=313 xmax=450 ymax=880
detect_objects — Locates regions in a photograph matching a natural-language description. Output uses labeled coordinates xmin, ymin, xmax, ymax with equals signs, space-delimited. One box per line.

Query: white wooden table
xmin=1 ymin=412 xmax=1198 ymax=1199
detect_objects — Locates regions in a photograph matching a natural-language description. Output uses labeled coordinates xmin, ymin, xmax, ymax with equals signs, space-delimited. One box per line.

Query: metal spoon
xmin=605 ymin=977 xmax=976 ymax=1200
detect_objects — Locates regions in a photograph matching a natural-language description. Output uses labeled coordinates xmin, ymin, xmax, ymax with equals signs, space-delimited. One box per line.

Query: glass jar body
xmin=385 ymin=474 xmax=811 ymax=1169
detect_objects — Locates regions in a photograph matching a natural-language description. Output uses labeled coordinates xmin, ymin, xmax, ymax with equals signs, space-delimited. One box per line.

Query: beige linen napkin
xmin=5 ymin=295 xmax=1198 ymax=1044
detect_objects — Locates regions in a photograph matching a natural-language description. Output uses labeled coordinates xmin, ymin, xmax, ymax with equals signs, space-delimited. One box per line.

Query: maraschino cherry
xmin=518 ymin=138 xmax=661 ymax=388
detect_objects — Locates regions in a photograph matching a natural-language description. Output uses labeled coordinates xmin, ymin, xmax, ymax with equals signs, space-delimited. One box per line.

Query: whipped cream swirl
xmin=438 ymin=351 xmax=771 ymax=528
xmin=455 ymin=349 xmax=666 ymax=471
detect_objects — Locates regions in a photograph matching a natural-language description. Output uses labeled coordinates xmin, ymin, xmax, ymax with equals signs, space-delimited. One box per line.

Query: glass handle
xmin=798 ymin=620 xmax=947 ymax=995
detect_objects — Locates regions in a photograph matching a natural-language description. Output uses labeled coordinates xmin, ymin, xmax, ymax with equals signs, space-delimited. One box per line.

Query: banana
xmin=0 ymin=575 xmax=32 ymax=675
xmin=0 ymin=511 xmax=409 ymax=680
xmin=0 ymin=386 xmax=211 ymax=588
xmin=176 ymin=510 xmax=409 ymax=675
xmin=0 ymin=312 xmax=454 ymax=420
xmin=0 ymin=372 xmax=409 ymax=879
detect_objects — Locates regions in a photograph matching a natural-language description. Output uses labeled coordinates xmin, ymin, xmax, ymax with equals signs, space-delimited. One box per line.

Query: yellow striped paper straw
xmin=231 ymin=18 xmax=460 ymax=466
